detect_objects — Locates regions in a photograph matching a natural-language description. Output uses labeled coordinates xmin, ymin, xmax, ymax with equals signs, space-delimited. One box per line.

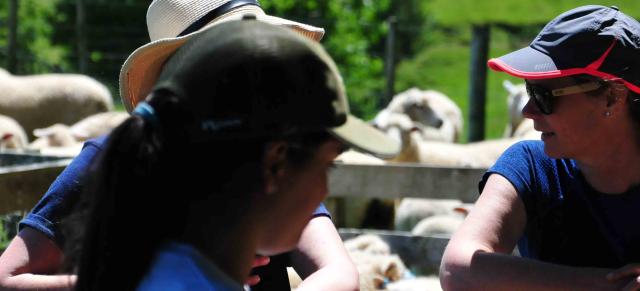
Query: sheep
xmin=65 ymin=111 xmax=128 ymax=141
xmin=289 ymin=234 xmax=408 ymax=290
xmin=334 ymin=149 xmax=386 ymax=165
xmin=386 ymin=276 xmax=442 ymax=291
xmin=0 ymin=68 xmax=114 ymax=140
xmin=343 ymin=234 xmax=391 ymax=255
xmin=0 ymin=114 xmax=28 ymax=150
xmin=382 ymin=112 xmax=519 ymax=168
xmin=373 ymin=88 xmax=463 ymax=143
xmin=349 ymin=250 xmax=408 ymax=290
xmin=410 ymin=206 xmax=469 ymax=237
xmin=28 ymin=111 xmax=128 ymax=150
xmin=502 ymin=80 xmax=540 ymax=140
xmin=394 ymin=198 xmax=465 ymax=231
xmin=502 ymin=80 xmax=529 ymax=137
xmin=28 ymin=123 xmax=79 ymax=149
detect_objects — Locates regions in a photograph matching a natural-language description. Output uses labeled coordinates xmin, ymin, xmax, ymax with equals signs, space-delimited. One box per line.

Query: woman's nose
xmin=522 ymin=98 xmax=542 ymax=119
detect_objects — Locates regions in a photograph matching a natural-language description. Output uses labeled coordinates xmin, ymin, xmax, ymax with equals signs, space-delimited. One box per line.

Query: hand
xmin=246 ymin=255 xmax=270 ymax=286
xmin=607 ymin=264 xmax=640 ymax=291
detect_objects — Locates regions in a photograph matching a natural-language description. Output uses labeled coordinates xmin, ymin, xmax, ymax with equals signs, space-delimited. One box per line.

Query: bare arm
xmin=290 ymin=216 xmax=359 ymax=291
xmin=0 ymin=227 xmax=75 ymax=291
xmin=440 ymin=174 xmax=624 ymax=291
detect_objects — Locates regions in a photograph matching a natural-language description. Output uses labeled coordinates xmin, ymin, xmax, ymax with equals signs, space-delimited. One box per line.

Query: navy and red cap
xmin=488 ymin=5 xmax=640 ymax=94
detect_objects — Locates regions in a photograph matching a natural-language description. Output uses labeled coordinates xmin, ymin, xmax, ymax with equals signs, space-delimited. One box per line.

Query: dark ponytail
xmin=73 ymin=92 xmax=188 ymax=291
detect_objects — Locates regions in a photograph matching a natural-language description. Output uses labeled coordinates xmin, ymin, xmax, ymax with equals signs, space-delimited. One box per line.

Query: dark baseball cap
xmin=150 ymin=17 xmax=400 ymax=158
xmin=488 ymin=5 xmax=640 ymax=94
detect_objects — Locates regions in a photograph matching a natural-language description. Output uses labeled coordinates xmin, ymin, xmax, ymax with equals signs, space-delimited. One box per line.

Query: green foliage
xmin=0 ymin=0 xmax=70 ymax=73
xmin=0 ymin=220 xmax=10 ymax=251
xmin=428 ymin=0 xmax=640 ymax=25
xmin=263 ymin=0 xmax=391 ymax=120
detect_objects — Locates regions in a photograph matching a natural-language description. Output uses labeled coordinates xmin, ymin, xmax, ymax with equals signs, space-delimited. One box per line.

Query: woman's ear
xmin=263 ymin=141 xmax=288 ymax=195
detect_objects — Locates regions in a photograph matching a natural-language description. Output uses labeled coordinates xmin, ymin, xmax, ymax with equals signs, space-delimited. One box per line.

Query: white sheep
xmin=343 ymin=233 xmax=391 ymax=255
xmin=386 ymin=276 xmax=442 ymax=291
xmin=394 ymin=198 xmax=464 ymax=231
xmin=349 ymin=250 xmax=408 ymax=290
xmin=0 ymin=114 xmax=28 ymax=150
xmin=334 ymin=149 xmax=386 ymax=165
xmin=382 ymin=113 xmax=519 ymax=168
xmin=29 ymin=124 xmax=79 ymax=149
xmin=0 ymin=68 xmax=114 ymax=140
xmin=374 ymin=88 xmax=463 ymax=143
xmin=503 ymin=80 xmax=528 ymax=136
xmin=410 ymin=209 xmax=468 ymax=237
xmin=502 ymin=80 xmax=540 ymax=140
xmin=28 ymin=111 xmax=128 ymax=150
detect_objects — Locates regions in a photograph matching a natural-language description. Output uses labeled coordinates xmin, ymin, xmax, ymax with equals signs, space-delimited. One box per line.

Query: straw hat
xmin=119 ymin=0 xmax=325 ymax=112
xmin=148 ymin=19 xmax=400 ymax=158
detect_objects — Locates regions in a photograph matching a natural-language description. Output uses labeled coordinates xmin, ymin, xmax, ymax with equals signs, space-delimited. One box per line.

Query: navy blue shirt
xmin=480 ymin=140 xmax=640 ymax=268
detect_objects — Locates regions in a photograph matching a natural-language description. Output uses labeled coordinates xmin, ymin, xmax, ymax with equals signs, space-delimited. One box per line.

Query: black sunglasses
xmin=525 ymin=80 xmax=604 ymax=115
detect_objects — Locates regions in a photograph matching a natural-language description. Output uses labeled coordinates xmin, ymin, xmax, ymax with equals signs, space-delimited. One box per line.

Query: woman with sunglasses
xmin=440 ymin=5 xmax=640 ymax=290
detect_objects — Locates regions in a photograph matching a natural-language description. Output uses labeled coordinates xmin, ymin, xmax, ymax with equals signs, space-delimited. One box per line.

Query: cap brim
xmin=488 ymin=46 xmax=565 ymax=79
xmin=119 ymin=11 xmax=325 ymax=112
xmin=330 ymin=115 xmax=400 ymax=159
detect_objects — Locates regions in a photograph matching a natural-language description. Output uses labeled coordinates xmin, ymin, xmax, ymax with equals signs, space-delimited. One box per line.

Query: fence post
xmin=76 ymin=0 xmax=88 ymax=73
xmin=468 ymin=24 xmax=490 ymax=142
xmin=8 ymin=0 xmax=19 ymax=73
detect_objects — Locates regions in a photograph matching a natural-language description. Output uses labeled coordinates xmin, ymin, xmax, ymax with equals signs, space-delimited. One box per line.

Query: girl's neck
xmin=182 ymin=201 xmax=259 ymax=285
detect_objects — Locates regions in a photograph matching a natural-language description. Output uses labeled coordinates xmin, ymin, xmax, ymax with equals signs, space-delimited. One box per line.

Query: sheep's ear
xmin=33 ymin=127 xmax=53 ymax=138
xmin=503 ymin=80 xmax=517 ymax=94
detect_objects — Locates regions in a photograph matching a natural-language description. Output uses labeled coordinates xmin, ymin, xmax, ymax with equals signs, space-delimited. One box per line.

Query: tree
xmin=263 ymin=0 xmax=391 ymax=119
xmin=0 ymin=0 xmax=70 ymax=74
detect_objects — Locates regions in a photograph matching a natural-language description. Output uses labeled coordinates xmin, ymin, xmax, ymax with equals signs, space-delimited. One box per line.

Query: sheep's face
xmin=504 ymin=80 xmax=530 ymax=132
xmin=403 ymin=94 xmax=444 ymax=129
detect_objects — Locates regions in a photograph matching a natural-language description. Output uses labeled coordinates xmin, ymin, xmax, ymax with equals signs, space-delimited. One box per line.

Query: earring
xmin=604 ymin=111 xmax=611 ymax=117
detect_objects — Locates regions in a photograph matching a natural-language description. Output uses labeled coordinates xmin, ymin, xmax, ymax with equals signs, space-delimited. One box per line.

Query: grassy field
xmin=396 ymin=25 xmax=533 ymax=142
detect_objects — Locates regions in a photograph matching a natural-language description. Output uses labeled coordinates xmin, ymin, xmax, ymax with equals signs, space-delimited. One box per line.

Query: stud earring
xmin=604 ymin=111 xmax=611 ymax=117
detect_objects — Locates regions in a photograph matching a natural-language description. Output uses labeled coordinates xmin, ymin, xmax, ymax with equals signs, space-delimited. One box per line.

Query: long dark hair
xmin=67 ymin=90 xmax=332 ymax=291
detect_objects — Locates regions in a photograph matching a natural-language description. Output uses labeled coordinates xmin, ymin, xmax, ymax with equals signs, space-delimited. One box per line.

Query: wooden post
xmin=76 ymin=0 xmax=88 ymax=73
xmin=7 ymin=0 xmax=19 ymax=73
xmin=468 ymin=24 xmax=490 ymax=142
xmin=384 ymin=16 xmax=397 ymax=106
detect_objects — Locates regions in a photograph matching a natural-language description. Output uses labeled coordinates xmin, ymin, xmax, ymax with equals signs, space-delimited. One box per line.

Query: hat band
xmin=177 ymin=0 xmax=260 ymax=37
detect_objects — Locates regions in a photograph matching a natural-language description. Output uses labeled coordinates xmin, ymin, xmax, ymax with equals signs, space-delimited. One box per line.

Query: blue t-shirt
xmin=137 ymin=242 xmax=244 ymax=291
xmin=481 ymin=140 xmax=640 ymax=268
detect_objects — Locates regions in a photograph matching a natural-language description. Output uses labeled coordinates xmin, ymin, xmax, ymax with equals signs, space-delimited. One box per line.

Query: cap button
xmin=242 ymin=13 xmax=257 ymax=20
xmin=610 ymin=5 xmax=619 ymax=11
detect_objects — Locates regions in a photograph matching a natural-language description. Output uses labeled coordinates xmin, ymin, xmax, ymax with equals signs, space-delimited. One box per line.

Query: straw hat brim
xmin=119 ymin=9 xmax=325 ymax=112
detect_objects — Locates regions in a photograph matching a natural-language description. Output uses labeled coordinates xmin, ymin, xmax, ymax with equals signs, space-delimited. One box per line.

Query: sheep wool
xmin=0 ymin=68 xmax=113 ymax=140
